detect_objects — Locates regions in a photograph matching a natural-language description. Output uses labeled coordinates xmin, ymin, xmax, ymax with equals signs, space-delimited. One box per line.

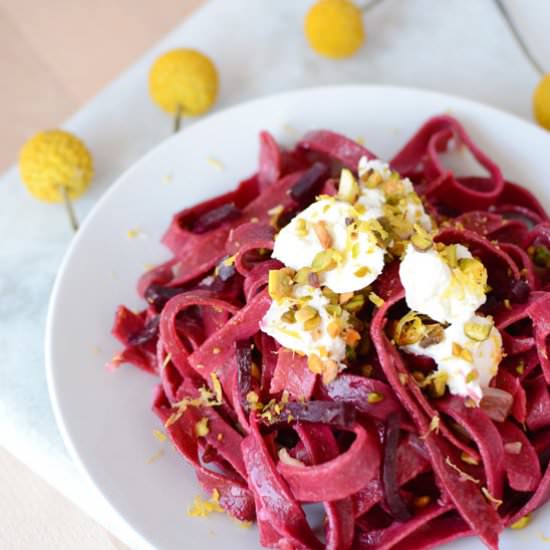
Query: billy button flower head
xmin=19 ymin=130 xmax=93 ymax=231
xmin=304 ymin=0 xmax=365 ymax=59
xmin=149 ymin=49 xmax=219 ymax=132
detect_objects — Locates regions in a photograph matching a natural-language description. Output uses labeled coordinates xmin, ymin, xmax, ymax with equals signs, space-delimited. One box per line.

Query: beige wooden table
xmin=0 ymin=1 xmax=202 ymax=547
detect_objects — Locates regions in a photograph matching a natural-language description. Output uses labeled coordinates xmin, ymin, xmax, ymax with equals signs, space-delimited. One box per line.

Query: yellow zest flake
xmin=313 ymin=221 xmax=333 ymax=249
xmin=127 ymin=228 xmax=140 ymax=239
xmin=210 ymin=372 xmax=223 ymax=404
xmin=420 ymin=415 xmax=440 ymax=439
xmin=162 ymin=353 xmax=172 ymax=369
xmin=445 ymin=456 xmax=480 ymax=484
xmin=268 ymin=204 xmax=284 ymax=227
xmin=451 ymin=342 xmax=473 ymax=363
xmin=222 ymin=255 xmax=236 ymax=267
xmin=295 ymin=217 xmax=308 ymax=237
xmin=481 ymin=487 xmax=503 ymax=509
xmin=368 ymin=292 xmax=384 ymax=308
xmin=516 ymin=360 xmax=525 ymax=375
xmin=460 ymin=451 xmax=479 ymax=466
xmin=195 ymin=417 xmax=210 ymax=437
xmin=538 ymin=532 xmax=550 ymax=542
xmin=246 ymin=391 xmax=262 ymax=411
xmin=504 ymin=299 xmax=512 ymax=310
xmin=146 ymin=449 xmax=165 ymax=464
xmin=429 ymin=415 xmax=440 ymax=434
xmin=367 ymin=392 xmax=384 ymax=404
xmin=354 ymin=266 xmax=371 ymax=278
xmin=212 ymin=347 xmax=221 ymax=355
xmin=356 ymin=136 xmax=365 ymax=145
xmin=187 ymin=490 xmax=224 ymax=518
xmin=207 ymin=157 xmax=224 ymax=171
xmin=153 ymin=429 xmax=167 ymax=443
xmin=233 ymin=519 xmax=253 ymax=529
xmin=413 ymin=495 xmax=431 ymax=508
xmin=399 ymin=373 xmax=409 ymax=386
xmin=510 ymin=514 xmax=531 ymax=530
xmin=466 ymin=369 xmax=479 ymax=383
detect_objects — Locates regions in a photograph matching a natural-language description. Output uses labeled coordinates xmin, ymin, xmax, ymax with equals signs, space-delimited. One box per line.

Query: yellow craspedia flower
xmin=19 ymin=130 xmax=93 ymax=203
xmin=533 ymin=73 xmax=550 ymax=131
xmin=149 ymin=49 xmax=219 ymax=116
xmin=305 ymin=0 xmax=365 ymax=59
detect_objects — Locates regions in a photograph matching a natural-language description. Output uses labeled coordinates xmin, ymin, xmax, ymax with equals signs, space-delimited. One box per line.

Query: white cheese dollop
xmin=399 ymin=243 xmax=486 ymax=324
xmin=402 ymin=315 xmax=502 ymax=403
xmin=358 ymin=157 xmax=432 ymax=231
xmin=260 ymin=285 xmax=349 ymax=365
xmin=272 ymin=198 xmax=385 ymax=293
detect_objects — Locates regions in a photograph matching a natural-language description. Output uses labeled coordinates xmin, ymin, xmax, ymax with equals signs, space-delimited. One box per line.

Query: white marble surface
xmin=1 ymin=0 xmax=549 ymax=547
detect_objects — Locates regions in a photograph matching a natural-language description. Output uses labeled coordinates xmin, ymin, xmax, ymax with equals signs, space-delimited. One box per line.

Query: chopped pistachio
xmin=307 ymin=354 xmax=324 ymax=374
xmin=325 ymin=303 xmax=343 ymax=317
xmin=339 ymin=292 xmax=354 ymax=304
xmin=363 ymin=171 xmax=383 ymax=188
xmin=345 ymin=328 xmax=361 ymax=346
xmin=304 ymin=314 xmax=322 ymax=331
xmin=311 ymin=249 xmax=338 ymax=272
xmin=338 ymin=168 xmax=359 ymax=203
xmin=322 ymin=359 xmax=339 ymax=385
xmin=394 ymin=311 xmax=424 ymax=346
xmin=268 ymin=268 xmax=294 ymax=301
xmin=313 ymin=221 xmax=332 ymax=249
xmin=429 ymin=371 xmax=448 ymax=398
xmin=419 ymin=324 xmax=445 ymax=348
xmin=294 ymin=267 xmax=311 ymax=284
xmin=295 ymin=305 xmax=318 ymax=323
xmin=343 ymin=294 xmax=365 ymax=312
xmin=368 ymin=292 xmax=384 ymax=308
xmin=443 ymin=244 xmax=458 ymax=268
xmin=327 ymin=321 xmax=341 ymax=338
xmin=533 ymin=245 xmax=550 ymax=268
xmin=464 ymin=320 xmax=492 ymax=341
xmin=281 ymin=309 xmax=296 ymax=323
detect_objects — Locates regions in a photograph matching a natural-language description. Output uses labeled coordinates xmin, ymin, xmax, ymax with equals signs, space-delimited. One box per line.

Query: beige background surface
xmin=0 ymin=1 xmax=202 ymax=548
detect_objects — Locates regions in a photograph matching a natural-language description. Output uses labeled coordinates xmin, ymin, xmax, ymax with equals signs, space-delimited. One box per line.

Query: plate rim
xmin=45 ymin=83 xmax=550 ymax=550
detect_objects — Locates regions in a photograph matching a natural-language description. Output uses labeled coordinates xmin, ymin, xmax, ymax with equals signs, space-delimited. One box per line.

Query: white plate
xmin=46 ymin=86 xmax=550 ymax=550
